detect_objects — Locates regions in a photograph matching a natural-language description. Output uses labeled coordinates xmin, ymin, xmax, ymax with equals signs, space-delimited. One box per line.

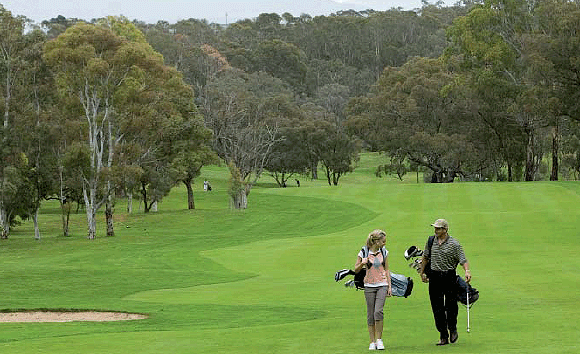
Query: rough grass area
xmin=0 ymin=153 xmax=579 ymax=353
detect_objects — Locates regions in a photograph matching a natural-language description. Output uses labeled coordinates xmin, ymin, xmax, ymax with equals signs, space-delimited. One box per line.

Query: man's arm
xmin=419 ymin=255 xmax=429 ymax=283
xmin=462 ymin=262 xmax=471 ymax=283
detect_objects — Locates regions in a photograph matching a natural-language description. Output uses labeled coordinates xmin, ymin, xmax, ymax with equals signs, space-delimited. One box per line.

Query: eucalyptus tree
xmin=45 ymin=22 xmax=132 ymax=238
xmin=264 ymin=119 xmax=313 ymax=187
xmin=347 ymin=57 xmax=486 ymax=182
xmin=263 ymin=106 xmax=360 ymax=187
xmin=254 ymin=13 xmax=283 ymax=40
xmin=110 ymin=142 xmax=143 ymax=214
xmin=0 ymin=6 xmax=25 ymax=237
xmin=44 ymin=19 xmax=207 ymax=237
xmin=293 ymin=102 xmax=331 ymax=180
xmin=445 ymin=0 xmax=561 ymax=181
xmin=45 ymin=23 xmax=117 ymax=237
xmin=251 ymin=39 xmax=308 ymax=94
xmin=141 ymin=19 xmax=224 ymax=94
xmin=133 ymin=76 xmax=214 ymax=212
xmin=20 ymin=28 xmax=60 ymax=240
xmin=0 ymin=6 xmax=48 ymax=238
xmin=317 ymin=124 xmax=360 ymax=186
xmin=561 ymin=120 xmax=580 ymax=180
xmin=527 ymin=0 xmax=580 ymax=180
xmin=41 ymin=15 xmax=83 ymax=40
xmin=537 ymin=0 xmax=580 ymax=123
xmin=314 ymin=83 xmax=350 ymax=128
xmin=114 ymin=22 xmax=214 ymax=213
xmin=0 ymin=5 xmax=25 ymax=129
xmin=201 ymin=69 xmax=294 ymax=209
xmin=306 ymin=58 xmax=374 ymax=98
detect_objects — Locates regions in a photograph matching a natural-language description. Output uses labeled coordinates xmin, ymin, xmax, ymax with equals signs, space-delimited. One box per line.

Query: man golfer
xmin=419 ymin=219 xmax=471 ymax=346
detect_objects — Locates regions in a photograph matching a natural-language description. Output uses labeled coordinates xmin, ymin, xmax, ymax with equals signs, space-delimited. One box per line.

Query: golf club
xmin=466 ymin=289 xmax=470 ymax=333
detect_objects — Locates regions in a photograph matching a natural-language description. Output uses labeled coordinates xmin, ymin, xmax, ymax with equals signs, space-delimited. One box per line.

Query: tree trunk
xmin=141 ymin=182 xmax=150 ymax=213
xmin=525 ymin=132 xmax=535 ymax=181
xmin=550 ymin=125 xmax=559 ymax=181
xmin=105 ymin=197 xmax=114 ymax=237
xmin=127 ymin=192 xmax=133 ymax=214
xmin=325 ymin=166 xmax=332 ymax=186
xmin=84 ymin=185 xmax=97 ymax=239
xmin=4 ymin=63 xmax=11 ymax=128
xmin=184 ymin=180 xmax=195 ymax=210
xmin=58 ymin=167 xmax=70 ymax=236
xmin=332 ymin=172 xmax=340 ymax=185
xmin=61 ymin=200 xmax=71 ymax=237
xmin=0 ymin=205 xmax=9 ymax=239
xmin=87 ymin=209 xmax=96 ymax=240
xmin=431 ymin=170 xmax=443 ymax=183
xmin=576 ymin=152 xmax=580 ymax=180
xmin=230 ymin=189 xmax=248 ymax=209
xmin=33 ymin=207 xmax=41 ymax=240
xmin=105 ymin=122 xmax=115 ymax=236
xmin=447 ymin=170 xmax=457 ymax=183
xmin=311 ymin=160 xmax=318 ymax=180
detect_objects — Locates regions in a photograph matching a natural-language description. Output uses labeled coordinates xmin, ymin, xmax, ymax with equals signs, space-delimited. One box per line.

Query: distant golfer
xmin=354 ymin=229 xmax=392 ymax=350
xmin=419 ymin=219 xmax=471 ymax=346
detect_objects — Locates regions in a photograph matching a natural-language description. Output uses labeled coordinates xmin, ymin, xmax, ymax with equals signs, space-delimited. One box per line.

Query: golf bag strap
xmin=427 ymin=235 xmax=435 ymax=255
xmin=361 ymin=246 xmax=387 ymax=265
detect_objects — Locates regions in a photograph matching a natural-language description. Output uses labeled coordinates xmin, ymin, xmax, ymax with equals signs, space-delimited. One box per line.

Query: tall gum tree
xmin=444 ymin=0 xmax=559 ymax=181
xmin=44 ymin=20 xmax=189 ymax=238
xmin=202 ymin=69 xmax=291 ymax=209
xmin=45 ymin=23 xmax=126 ymax=239
xmin=0 ymin=6 xmax=34 ymax=238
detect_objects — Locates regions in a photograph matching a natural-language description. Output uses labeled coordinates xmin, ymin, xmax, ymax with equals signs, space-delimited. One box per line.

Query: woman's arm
xmin=354 ymin=256 xmax=367 ymax=273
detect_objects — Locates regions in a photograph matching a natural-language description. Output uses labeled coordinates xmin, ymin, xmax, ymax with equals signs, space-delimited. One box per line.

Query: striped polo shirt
xmin=424 ymin=235 xmax=467 ymax=272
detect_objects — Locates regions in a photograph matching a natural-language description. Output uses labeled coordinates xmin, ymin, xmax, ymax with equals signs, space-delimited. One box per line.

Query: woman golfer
xmin=354 ymin=229 xmax=392 ymax=350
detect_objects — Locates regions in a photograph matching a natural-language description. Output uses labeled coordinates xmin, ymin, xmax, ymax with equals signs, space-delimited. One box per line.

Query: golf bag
xmin=404 ymin=242 xmax=480 ymax=306
xmin=404 ymin=238 xmax=434 ymax=276
xmin=456 ymin=275 xmax=479 ymax=307
xmin=335 ymin=245 xmax=413 ymax=297
xmin=334 ymin=268 xmax=414 ymax=297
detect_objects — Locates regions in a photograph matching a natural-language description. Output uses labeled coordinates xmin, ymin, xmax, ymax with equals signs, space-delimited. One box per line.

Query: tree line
xmin=1 ymin=0 xmax=580 ymax=239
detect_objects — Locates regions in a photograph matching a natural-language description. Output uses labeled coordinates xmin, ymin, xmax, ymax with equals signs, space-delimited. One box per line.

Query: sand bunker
xmin=0 ymin=311 xmax=148 ymax=323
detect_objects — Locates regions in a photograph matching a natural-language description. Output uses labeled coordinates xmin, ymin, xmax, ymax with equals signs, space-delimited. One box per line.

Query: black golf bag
xmin=456 ymin=275 xmax=479 ymax=307
xmin=404 ymin=243 xmax=479 ymax=306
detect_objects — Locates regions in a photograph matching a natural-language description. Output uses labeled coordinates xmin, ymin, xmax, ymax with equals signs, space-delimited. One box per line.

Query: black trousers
xmin=428 ymin=270 xmax=458 ymax=339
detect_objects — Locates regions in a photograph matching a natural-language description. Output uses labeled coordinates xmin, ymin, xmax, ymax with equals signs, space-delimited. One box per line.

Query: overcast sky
xmin=1 ymin=0 xmax=447 ymax=25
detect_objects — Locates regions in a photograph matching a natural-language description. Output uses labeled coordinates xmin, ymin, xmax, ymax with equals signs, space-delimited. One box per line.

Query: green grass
xmin=1 ymin=153 xmax=579 ymax=353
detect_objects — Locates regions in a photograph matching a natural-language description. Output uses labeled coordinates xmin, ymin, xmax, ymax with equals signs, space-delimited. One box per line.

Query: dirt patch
xmin=0 ymin=311 xmax=148 ymax=323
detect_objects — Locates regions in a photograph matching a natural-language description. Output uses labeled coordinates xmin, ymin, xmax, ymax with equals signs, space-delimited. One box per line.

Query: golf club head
xmin=404 ymin=246 xmax=423 ymax=260
xmin=335 ymin=269 xmax=354 ymax=282
xmin=409 ymin=259 xmax=421 ymax=270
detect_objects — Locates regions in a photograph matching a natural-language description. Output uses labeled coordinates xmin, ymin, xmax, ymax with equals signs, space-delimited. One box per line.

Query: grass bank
xmin=0 ymin=153 xmax=578 ymax=353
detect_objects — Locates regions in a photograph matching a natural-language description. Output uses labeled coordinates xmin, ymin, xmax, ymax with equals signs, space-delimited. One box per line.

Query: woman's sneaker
xmin=376 ymin=339 xmax=385 ymax=350
xmin=369 ymin=342 xmax=376 ymax=350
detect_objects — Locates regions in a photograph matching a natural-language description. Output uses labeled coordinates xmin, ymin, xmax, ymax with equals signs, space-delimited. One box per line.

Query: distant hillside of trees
xmin=2 ymin=1 xmax=580 ymax=239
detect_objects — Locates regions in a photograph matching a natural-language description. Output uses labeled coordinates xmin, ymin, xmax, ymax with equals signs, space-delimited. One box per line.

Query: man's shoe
xmin=436 ymin=338 xmax=449 ymax=346
xmin=369 ymin=342 xmax=376 ymax=350
xmin=450 ymin=331 xmax=458 ymax=343
xmin=376 ymin=339 xmax=385 ymax=350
